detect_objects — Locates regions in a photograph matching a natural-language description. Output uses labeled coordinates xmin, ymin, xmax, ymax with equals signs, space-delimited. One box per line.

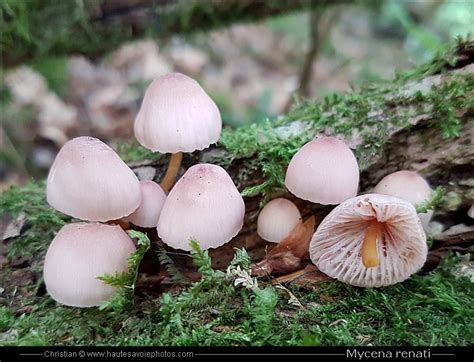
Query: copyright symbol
xmin=79 ymin=350 xmax=85 ymax=358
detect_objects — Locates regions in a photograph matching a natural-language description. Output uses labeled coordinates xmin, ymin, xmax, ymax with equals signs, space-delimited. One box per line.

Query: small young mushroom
xmin=373 ymin=170 xmax=433 ymax=230
xmin=134 ymin=73 xmax=222 ymax=192
xmin=43 ymin=223 xmax=136 ymax=307
xmin=310 ymin=194 xmax=427 ymax=287
xmin=285 ymin=136 xmax=359 ymax=205
xmin=126 ymin=180 xmax=166 ymax=228
xmin=257 ymin=198 xmax=302 ymax=243
xmin=47 ymin=136 xmax=141 ymax=222
xmin=157 ymin=163 xmax=245 ymax=251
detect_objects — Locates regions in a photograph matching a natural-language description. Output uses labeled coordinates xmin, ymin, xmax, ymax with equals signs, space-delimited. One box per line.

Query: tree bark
xmin=1 ymin=0 xmax=349 ymax=66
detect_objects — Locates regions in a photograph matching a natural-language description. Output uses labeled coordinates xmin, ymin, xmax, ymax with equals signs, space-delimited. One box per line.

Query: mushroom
xmin=157 ymin=163 xmax=245 ymax=251
xmin=257 ymin=198 xmax=302 ymax=243
xmin=126 ymin=180 xmax=166 ymax=228
xmin=134 ymin=73 xmax=222 ymax=192
xmin=310 ymin=194 xmax=427 ymax=287
xmin=47 ymin=136 xmax=141 ymax=222
xmin=285 ymin=136 xmax=359 ymax=205
xmin=43 ymin=223 xmax=136 ymax=307
xmin=373 ymin=170 xmax=433 ymax=230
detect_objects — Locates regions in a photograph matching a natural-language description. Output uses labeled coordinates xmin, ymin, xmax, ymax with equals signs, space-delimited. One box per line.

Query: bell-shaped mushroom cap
xmin=157 ymin=163 xmax=245 ymax=251
xmin=126 ymin=180 xmax=166 ymax=228
xmin=257 ymin=198 xmax=302 ymax=243
xmin=134 ymin=73 xmax=222 ymax=153
xmin=310 ymin=194 xmax=427 ymax=288
xmin=43 ymin=223 xmax=136 ymax=307
xmin=285 ymin=136 xmax=359 ymax=205
xmin=373 ymin=170 xmax=433 ymax=229
xmin=47 ymin=136 xmax=141 ymax=222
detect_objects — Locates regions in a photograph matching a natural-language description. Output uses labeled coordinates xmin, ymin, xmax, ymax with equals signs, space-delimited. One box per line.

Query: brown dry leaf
xmin=433 ymin=224 xmax=474 ymax=248
xmin=252 ymin=216 xmax=316 ymax=276
xmin=422 ymin=224 xmax=474 ymax=272
xmin=270 ymin=264 xmax=330 ymax=286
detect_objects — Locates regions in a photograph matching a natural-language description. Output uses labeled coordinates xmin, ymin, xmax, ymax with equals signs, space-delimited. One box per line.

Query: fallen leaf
xmin=269 ymin=264 xmax=330 ymax=286
xmin=252 ymin=216 xmax=316 ymax=276
xmin=15 ymin=305 xmax=33 ymax=317
xmin=1 ymin=213 xmax=26 ymax=241
xmin=433 ymin=224 xmax=474 ymax=247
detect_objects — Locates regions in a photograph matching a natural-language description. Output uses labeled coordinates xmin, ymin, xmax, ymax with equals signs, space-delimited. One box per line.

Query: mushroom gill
xmin=310 ymin=194 xmax=427 ymax=287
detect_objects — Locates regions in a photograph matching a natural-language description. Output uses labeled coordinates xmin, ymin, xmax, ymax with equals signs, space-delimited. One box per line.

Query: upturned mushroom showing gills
xmin=134 ymin=73 xmax=222 ymax=192
xmin=43 ymin=223 xmax=136 ymax=307
xmin=157 ymin=163 xmax=245 ymax=251
xmin=285 ymin=136 xmax=359 ymax=205
xmin=374 ymin=170 xmax=433 ymax=230
xmin=310 ymin=194 xmax=427 ymax=287
xmin=257 ymin=198 xmax=302 ymax=243
xmin=47 ymin=136 xmax=141 ymax=222
xmin=126 ymin=180 xmax=166 ymax=228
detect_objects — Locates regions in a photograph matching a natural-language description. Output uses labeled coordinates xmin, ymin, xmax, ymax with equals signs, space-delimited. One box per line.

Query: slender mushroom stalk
xmin=134 ymin=73 xmax=222 ymax=193
xmin=160 ymin=152 xmax=183 ymax=193
xmin=361 ymin=220 xmax=382 ymax=268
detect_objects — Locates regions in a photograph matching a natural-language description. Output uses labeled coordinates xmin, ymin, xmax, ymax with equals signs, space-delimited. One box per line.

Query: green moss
xmin=0 ymin=40 xmax=472 ymax=346
xmin=395 ymin=36 xmax=469 ymax=82
xmin=220 ymin=69 xmax=473 ymax=200
xmin=0 ymin=181 xmax=69 ymax=259
xmin=98 ymin=231 xmax=151 ymax=313
xmin=113 ymin=140 xmax=162 ymax=164
xmin=0 ymin=247 xmax=472 ymax=346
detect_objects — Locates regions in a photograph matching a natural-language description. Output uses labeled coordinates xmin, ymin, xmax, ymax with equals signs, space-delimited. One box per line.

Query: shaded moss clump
xmin=0 ymin=180 xmax=69 ymax=259
xmin=219 ymin=71 xmax=473 ymax=200
xmin=0 ymin=248 xmax=472 ymax=346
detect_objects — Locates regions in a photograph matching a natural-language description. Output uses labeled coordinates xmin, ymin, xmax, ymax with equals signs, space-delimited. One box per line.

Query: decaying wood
xmin=2 ymin=0 xmax=350 ymax=66
xmin=129 ymin=52 xmax=473 ymax=273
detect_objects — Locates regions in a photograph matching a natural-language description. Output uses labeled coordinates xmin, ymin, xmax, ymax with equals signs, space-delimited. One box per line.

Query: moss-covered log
xmin=1 ymin=0 xmax=349 ymax=66
xmin=119 ymin=40 xmax=474 ymax=268
xmin=0 ymin=40 xmax=473 ymax=347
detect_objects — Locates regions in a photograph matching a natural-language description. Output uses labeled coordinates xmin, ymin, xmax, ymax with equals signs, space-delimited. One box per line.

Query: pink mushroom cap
xmin=373 ymin=170 xmax=433 ymax=230
xmin=257 ymin=198 xmax=301 ymax=243
xmin=47 ymin=137 xmax=141 ymax=222
xmin=285 ymin=136 xmax=360 ymax=205
xmin=310 ymin=194 xmax=427 ymax=288
xmin=126 ymin=180 xmax=166 ymax=228
xmin=157 ymin=163 xmax=245 ymax=251
xmin=134 ymin=72 xmax=222 ymax=153
xmin=43 ymin=223 xmax=136 ymax=307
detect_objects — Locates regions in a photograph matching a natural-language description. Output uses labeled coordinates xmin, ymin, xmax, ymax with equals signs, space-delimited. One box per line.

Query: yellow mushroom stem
xmin=361 ymin=220 xmax=382 ymax=268
xmin=160 ymin=152 xmax=183 ymax=193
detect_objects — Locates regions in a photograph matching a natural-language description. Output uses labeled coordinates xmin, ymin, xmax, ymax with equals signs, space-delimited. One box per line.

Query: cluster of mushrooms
xmin=42 ymin=73 xmax=433 ymax=308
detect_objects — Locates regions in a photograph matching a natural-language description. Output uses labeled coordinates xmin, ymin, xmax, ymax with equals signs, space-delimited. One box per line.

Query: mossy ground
xmin=0 ymin=181 xmax=472 ymax=346
xmin=0 ymin=40 xmax=473 ymax=346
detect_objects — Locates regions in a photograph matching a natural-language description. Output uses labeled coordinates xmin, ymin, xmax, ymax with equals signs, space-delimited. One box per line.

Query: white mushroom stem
xmin=361 ymin=220 xmax=382 ymax=268
xmin=160 ymin=152 xmax=183 ymax=193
